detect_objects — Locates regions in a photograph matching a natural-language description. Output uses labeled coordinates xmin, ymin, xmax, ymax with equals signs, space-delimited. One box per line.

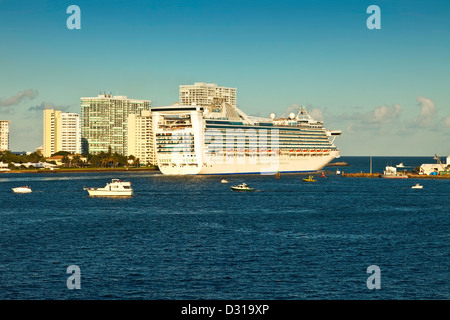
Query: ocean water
xmin=0 ymin=156 xmax=448 ymax=300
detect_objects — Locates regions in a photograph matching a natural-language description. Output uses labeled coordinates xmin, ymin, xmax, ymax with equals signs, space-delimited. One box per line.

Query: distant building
xmin=43 ymin=109 xmax=81 ymax=157
xmin=419 ymin=156 xmax=450 ymax=175
xmin=0 ymin=120 xmax=10 ymax=151
xmin=0 ymin=161 xmax=10 ymax=171
xmin=127 ymin=110 xmax=156 ymax=166
xmin=45 ymin=154 xmax=87 ymax=166
xmin=35 ymin=145 xmax=44 ymax=155
xmin=179 ymin=82 xmax=237 ymax=109
xmin=81 ymin=94 xmax=151 ymax=155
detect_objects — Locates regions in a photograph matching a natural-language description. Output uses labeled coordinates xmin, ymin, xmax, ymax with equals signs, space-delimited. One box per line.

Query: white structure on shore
xmin=127 ymin=110 xmax=156 ymax=166
xmin=9 ymin=162 xmax=58 ymax=169
xmin=419 ymin=156 xmax=450 ymax=175
xmin=0 ymin=161 xmax=10 ymax=171
xmin=0 ymin=120 xmax=10 ymax=151
xmin=43 ymin=109 xmax=81 ymax=157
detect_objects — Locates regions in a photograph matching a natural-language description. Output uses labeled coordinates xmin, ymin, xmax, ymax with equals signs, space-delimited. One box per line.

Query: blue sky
xmin=1 ymin=0 xmax=449 ymax=155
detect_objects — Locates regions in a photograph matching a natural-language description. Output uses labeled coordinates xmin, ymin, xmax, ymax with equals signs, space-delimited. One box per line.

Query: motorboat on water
xmin=230 ymin=183 xmax=255 ymax=192
xmin=303 ymin=175 xmax=317 ymax=182
xmin=12 ymin=186 xmax=32 ymax=193
xmin=84 ymin=179 xmax=133 ymax=197
xmin=221 ymin=179 xmax=229 ymax=183
xmin=411 ymin=183 xmax=423 ymax=189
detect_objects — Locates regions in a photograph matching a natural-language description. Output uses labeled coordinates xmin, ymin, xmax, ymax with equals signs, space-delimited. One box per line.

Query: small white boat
xmin=221 ymin=179 xmax=229 ymax=183
xmin=411 ymin=183 xmax=423 ymax=189
xmin=396 ymin=162 xmax=405 ymax=168
xmin=84 ymin=179 xmax=133 ymax=197
xmin=12 ymin=186 xmax=32 ymax=193
xmin=231 ymin=183 xmax=255 ymax=192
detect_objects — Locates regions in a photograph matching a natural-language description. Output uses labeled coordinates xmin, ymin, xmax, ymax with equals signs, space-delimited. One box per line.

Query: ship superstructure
xmin=152 ymin=102 xmax=341 ymax=175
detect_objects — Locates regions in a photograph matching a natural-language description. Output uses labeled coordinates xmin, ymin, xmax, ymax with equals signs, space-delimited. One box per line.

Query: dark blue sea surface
xmin=0 ymin=156 xmax=448 ymax=299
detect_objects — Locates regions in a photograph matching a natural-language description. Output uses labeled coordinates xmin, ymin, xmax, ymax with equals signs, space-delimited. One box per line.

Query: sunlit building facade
xmin=81 ymin=94 xmax=151 ymax=155
xmin=0 ymin=120 xmax=10 ymax=151
xmin=43 ymin=109 xmax=81 ymax=157
xmin=127 ymin=110 xmax=156 ymax=166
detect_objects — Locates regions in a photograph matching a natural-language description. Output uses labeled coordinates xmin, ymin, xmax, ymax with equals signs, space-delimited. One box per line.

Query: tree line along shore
xmin=0 ymin=149 xmax=157 ymax=172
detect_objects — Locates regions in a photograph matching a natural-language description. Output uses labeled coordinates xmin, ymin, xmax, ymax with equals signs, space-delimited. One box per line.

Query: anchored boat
xmin=302 ymin=175 xmax=317 ymax=182
xmin=230 ymin=183 xmax=255 ymax=192
xmin=12 ymin=186 xmax=32 ymax=193
xmin=84 ymin=179 xmax=133 ymax=197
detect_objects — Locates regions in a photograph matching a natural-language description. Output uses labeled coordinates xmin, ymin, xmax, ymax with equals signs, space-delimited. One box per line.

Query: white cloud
xmin=444 ymin=116 xmax=450 ymax=128
xmin=417 ymin=96 xmax=435 ymax=116
xmin=340 ymin=104 xmax=402 ymax=131
xmin=413 ymin=96 xmax=436 ymax=127
xmin=370 ymin=104 xmax=402 ymax=124
xmin=281 ymin=103 xmax=301 ymax=118
xmin=309 ymin=108 xmax=323 ymax=121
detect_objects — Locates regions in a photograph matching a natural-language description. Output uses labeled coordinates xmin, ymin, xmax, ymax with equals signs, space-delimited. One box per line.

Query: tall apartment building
xmin=127 ymin=110 xmax=156 ymax=166
xmin=43 ymin=109 xmax=81 ymax=157
xmin=81 ymin=94 xmax=151 ymax=155
xmin=0 ymin=120 xmax=10 ymax=151
xmin=179 ymin=82 xmax=237 ymax=108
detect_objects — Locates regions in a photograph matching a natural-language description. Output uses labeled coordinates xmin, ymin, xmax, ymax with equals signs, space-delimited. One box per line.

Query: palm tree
xmin=62 ymin=155 xmax=70 ymax=167
xmin=72 ymin=155 xmax=81 ymax=167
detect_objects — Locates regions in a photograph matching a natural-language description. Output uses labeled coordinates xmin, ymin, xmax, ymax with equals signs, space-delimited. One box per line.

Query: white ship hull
xmin=158 ymin=151 xmax=339 ymax=175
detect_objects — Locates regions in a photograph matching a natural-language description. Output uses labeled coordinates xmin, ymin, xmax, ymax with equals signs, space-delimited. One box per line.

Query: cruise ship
xmin=152 ymin=102 xmax=341 ymax=175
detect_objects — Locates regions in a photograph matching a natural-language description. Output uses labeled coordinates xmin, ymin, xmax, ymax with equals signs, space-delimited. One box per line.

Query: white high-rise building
xmin=61 ymin=112 xmax=81 ymax=155
xmin=179 ymin=82 xmax=237 ymax=108
xmin=43 ymin=109 xmax=81 ymax=157
xmin=0 ymin=120 xmax=10 ymax=151
xmin=81 ymin=94 xmax=151 ymax=155
xmin=127 ymin=110 xmax=156 ymax=166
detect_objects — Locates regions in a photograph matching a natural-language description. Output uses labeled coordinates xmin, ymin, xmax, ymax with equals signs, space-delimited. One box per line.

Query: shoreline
xmin=2 ymin=167 xmax=449 ymax=179
xmin=0 ymin=167 xmax=159 ymax=174
xmin=342 ymin=172 xmax=450 ymax=179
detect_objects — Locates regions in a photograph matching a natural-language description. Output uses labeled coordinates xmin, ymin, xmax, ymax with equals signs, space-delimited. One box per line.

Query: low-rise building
xmin=419 ymin=156 xmax=450 ymax=175
xmin=45 ymin=154 xmax=87 ymax=166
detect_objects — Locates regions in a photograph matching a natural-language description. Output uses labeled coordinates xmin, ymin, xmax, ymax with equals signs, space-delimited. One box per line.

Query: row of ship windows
xmin=204 ymin=152 xmax=333 ymax=157
xmin=156 ymin=133 xmax=194 ymax=136
xmin=205 ymin=126 xmax=325 ymax=133
xmin=157 ymin=141 xmax=330 ymax=147
xmin=204 ymin=133 xmax=327 ymax=138
xmin=157 ymin=137 xmax=329 ymax=143
xmin=204 ymin=140 xmax=331 ymax=145
xmin=204 ymin=138 xmax=330 ymax=143
xmin=157 ymin=151 xmax=335 ymax=156
xmin=157 ymin=147 xmax=335 ymax=153
xmin=159 ymin=163 xmax=199 ymax=167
